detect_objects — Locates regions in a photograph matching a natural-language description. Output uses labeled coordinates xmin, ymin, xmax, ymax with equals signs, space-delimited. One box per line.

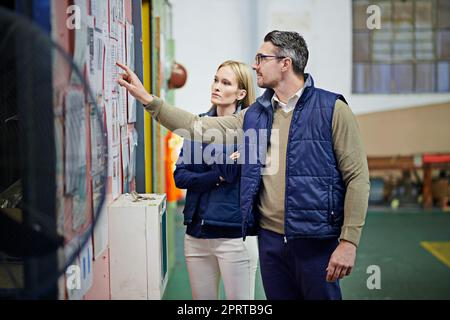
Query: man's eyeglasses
xmin=254 ymin=54 xmax=286 ymax=66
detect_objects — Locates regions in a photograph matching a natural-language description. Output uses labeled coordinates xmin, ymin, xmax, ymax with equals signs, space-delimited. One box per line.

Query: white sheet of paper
xmin=103 ymin=37 xmax=111 ymax=102
xmin=110 ymin=39 xmax=119 ymax=97
xmin=55 ymin=118 xmax=65 ymax=235
xmin=90 ymin=107 xmax=106 ymax=240
xmin=117 ymin=0 xmax=125 ymax=23
xmin=105 ymin=100 xmax=112 ymax=174
xmin=126 ymin=22 xmax=136 ymax=123
xmin=117 ymin=24 xmax=125 ymax=67
xmin=90 ymin=107 xmax=105 ymax=176
xmin=126 ymin=22 xmax=134 ymax=68
xmin=109 ymin=0 xmax=118 ymax=39
xmin=112 ymin=99 xmax=120 ymax=146
xmin=71 ymin=0 xmax=89 ymax=84
xmin=128 ymin=128 xmax=138 ymax=179
xmin=106 ymin=98 xmax=121 ymax=200
xmin=111 ymin=147 xmax=121 ymax=200
xmin=117 ymin=25 xmax=127 ymax=125
xmin=91 ymin=0 xmax=108 ymax=31
xmin=72 ymin=165 xmax=87 ymax=231
xmin=64 ymin=90 xmax=86 ymax=195
xmin=121 ymin=126 xmax=130 ymax=193
xmin=64 ymin=89 xmax=88 ymax=231
xmin=86 ymin=20 xmax=97 ymax=103
xmin=106 ymin=99 xmax=120 ymax=173
xmin=127 ymin=93 xmax=136 ymax=123
xmin=118 ymin=87 xmax=127 ymax=126
xmin=87 ymin=30 xmax=104 ymax=102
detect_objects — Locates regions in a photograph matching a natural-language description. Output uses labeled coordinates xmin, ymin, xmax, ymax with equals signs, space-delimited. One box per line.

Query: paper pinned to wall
xmin=117 ymin=25 xmax=127 ymax=125
xmin=118 ymin=87 xmax=126 ymax=126
xmin=55 ymin=117 xmax=65 ymax=235
xmin=127 ymin=93 xmax=136 ymax=123
xmin=128 ymin=127 xmax=138 ymax=180
xmin=117 ymin=24 xmax=125 ymax=68
xmin=71 ymin=0 xmax=90 ymax=85
xmin=121 ymin=126 xmax=130 ymax=193
xmin=110 ymin=99 xmax=120 ymax=147
xmin=72 ymin=165 xmax=88 ymax=231
xmin=91 ymin=0 xmax=108 ymax=32
xmin=126 ymin=22 xmax=134 ymax=68
xmin=103 ymin=38 xmax=111 ymax=102
xmin=110 ymin=39 xmax=119 ymax=97
xmin=126 ymin=22 xmax=136 ymax=123
xmin=106 ymin=98 xmax=121 ymax=204
xmin=87 ymin=29 xmax=104 ymax=102
xmin=106 ymin=97 xmax=121 ymax=194
xmin=109 ymin=0 xmax=119 ymax=39
xmin=117 ymin=0 xmax=125 ymax=23
xmin=111 ymin=147 xmax=121 ymax=200
xmin=90 ymin=105 xmax=106 ymax=177
xmin=90 ymin=106 xmax=107 ymax=245
xmin=64 ymin=89 xmax=86 ymax=195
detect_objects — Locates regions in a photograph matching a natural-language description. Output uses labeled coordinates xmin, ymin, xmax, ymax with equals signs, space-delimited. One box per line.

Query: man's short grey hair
xmin=264 ymin=30 xmax=309 ymax=77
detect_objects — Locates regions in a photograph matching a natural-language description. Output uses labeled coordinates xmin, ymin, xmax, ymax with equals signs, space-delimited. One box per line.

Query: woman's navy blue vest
xmin=175 ymin=107 xmax=242 ymax=229
xmin=241 ymin=74 xmax=347 ymax=240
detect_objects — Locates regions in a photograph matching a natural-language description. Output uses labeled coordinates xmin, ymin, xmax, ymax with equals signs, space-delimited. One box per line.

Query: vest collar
xmin=202 ymin=104 xmax=242 ymax=117
xmin=256 ymin=74 xmax=314 ymax=111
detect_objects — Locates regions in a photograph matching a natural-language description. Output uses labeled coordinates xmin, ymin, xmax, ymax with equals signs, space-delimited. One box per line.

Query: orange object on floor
xmin=165 ymin=131 xmax=184 ymax=202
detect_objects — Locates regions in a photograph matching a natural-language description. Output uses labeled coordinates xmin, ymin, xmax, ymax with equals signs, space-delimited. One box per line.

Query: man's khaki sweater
xmin=144 ymin=97 xmax=370 ymax=246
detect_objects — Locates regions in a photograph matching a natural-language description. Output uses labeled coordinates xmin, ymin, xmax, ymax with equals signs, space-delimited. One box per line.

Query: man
xmin=117 ymin=30 xmax=370 ymax=300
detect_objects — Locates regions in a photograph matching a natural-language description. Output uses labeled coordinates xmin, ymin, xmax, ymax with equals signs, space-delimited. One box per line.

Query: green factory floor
xmin=163 ymin=206 xmax=450 ymax=300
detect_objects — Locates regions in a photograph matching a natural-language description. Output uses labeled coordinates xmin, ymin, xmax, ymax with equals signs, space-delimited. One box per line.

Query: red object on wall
xmin=168 ymin=62 xmax=187 ymax=89
xmin=423 ymin=154 xmax=450 ymax=164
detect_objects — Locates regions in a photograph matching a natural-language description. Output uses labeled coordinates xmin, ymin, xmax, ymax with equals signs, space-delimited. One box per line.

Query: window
xmin=352 ymin=0 xmax=450 ymax=93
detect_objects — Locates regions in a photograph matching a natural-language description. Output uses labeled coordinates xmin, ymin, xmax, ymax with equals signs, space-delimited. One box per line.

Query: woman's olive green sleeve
xmin=144 ymin=96 xmax=246 ymax=142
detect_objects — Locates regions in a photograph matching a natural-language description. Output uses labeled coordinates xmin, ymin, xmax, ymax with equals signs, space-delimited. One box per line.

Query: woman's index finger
xmin=116 ymin=62 xmax=130 ymax=74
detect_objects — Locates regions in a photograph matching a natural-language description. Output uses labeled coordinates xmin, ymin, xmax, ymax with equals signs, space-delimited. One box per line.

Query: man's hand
xmin=326 ymin=240 xmax=356 ymax=282
xmin=116 ymin=62 xmax=153 ymax=105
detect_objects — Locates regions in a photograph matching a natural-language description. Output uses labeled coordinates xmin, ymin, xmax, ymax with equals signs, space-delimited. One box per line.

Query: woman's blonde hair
xmin=217 ymin=60 xmax=256 ymax=109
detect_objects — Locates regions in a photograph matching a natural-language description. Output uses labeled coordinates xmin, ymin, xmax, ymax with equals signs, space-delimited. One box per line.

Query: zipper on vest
xmin=284 ymin=236 xmax=287 ymax=244
xmin=328 ymin=185 xmax=334 ymax=224
xmin=283 ymin=103 xmax=303 ymax=239
xmin=201 ymin=219 xmax=205 ymax=226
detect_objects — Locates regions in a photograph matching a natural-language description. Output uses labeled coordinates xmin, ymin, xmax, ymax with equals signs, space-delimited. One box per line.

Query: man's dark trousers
xmin=258 ymin=228 xmax=342 ymax=300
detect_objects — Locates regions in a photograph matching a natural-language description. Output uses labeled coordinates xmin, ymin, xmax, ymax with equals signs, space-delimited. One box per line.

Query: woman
xmin=174 ymin=60 xmax=258 ymax=300
xmin=118 ymin=60 xmax=258 ymax=300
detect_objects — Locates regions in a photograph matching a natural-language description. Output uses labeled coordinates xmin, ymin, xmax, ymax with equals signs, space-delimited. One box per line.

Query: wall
xmin=256 ymin=0 xmax=450 ymax=114
xmin=51 ymin=0 xmax=138 ymax=300
xmin=171 ymin=0 xmax=258 ymax=115
xmin=172 ymin=0 xmax=450 ymax=115
xmin=357 ymin=102 xmax=450 ymax=156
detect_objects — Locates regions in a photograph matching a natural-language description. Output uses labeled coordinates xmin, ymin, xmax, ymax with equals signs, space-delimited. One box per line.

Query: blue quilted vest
xmin=241 ymin=74 xmax=347 ymax=240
